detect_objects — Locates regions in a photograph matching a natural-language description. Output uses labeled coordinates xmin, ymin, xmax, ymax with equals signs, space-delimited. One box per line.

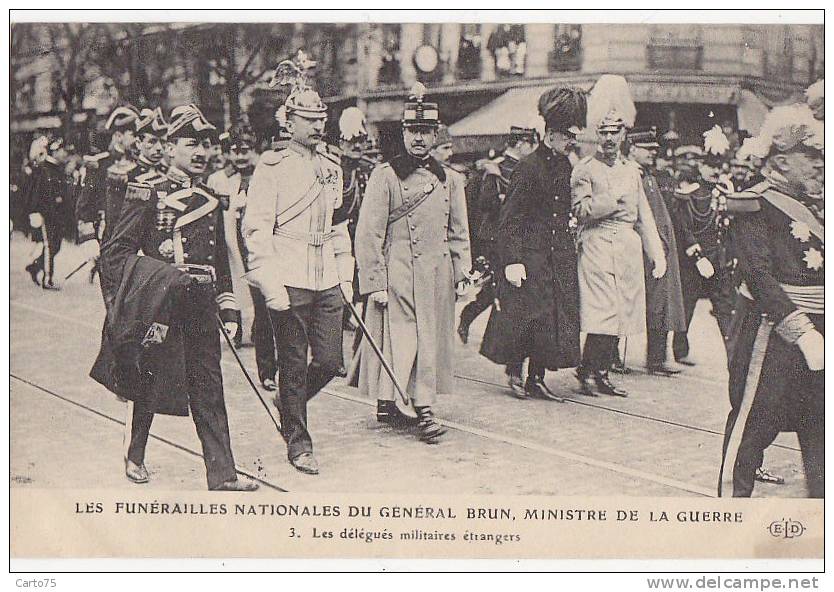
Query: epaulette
xmin=124 ymin=182 xmax=152 ymax=202
xmin=83 ymin=152 xmax=110 ymax=164
xmin=134 ymin=170 xmax=166 ymax=185
xmin=258 ymin=149 xmax=290 ymax=166
xmin=674 ymin=182 xmax=701 ymax=198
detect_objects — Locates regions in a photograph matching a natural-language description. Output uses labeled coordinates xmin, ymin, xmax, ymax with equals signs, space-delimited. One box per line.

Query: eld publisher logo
xmin=768 ymin=518 xmax=806 ymax=539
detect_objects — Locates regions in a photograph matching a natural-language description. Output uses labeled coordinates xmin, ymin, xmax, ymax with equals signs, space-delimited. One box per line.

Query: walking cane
xmin=216 ymin=314 xmax=283 ymax=435
xmin=338 ymin=285 xmax=411 ymax=408
xmin=62 ymin=258 xmax=91 ymax=283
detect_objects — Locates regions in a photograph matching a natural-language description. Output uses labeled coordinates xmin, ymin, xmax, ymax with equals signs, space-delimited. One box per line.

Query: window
xmin=487 ymin=24 xmax=526 ymax=77
xmin=377 ymin=24 xmax=402 ymax=87
xmin=457 ymin=24 xmax=482 ymax=80
xmin=646 ymin=25 xmax=703 ymax=70
xmin=550 ymin=24 xmax=582 ymax=72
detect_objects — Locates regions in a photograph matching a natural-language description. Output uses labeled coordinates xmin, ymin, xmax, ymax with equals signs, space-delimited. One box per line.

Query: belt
xmin=175 ymin=263 xmax=216 ymax=285
xmin=738 ymin=281 xmax=823 ymax=315
xmin=273 ymin=227 xmax=336 ymax=247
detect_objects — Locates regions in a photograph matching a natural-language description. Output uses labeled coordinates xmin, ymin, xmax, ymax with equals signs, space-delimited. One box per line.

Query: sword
xmin=216 ymin=314 xmax=283 ymax=435
xmin=338 ymin=285 xmax=410 ymax=407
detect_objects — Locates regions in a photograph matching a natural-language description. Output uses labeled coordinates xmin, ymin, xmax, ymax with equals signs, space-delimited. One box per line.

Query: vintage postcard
xmin=8 ymin=9 xmax=825 ymax=573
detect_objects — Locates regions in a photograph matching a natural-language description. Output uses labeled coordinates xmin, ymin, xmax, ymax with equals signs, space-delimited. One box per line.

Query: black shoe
xmin=335 ymin=364 xmax=348 ymax=378
xmin=575 ymin=366 xmax=598 ymax=397
xmin=416 ymin=406 xmax=446 ymax=444
xmin=525 ymin=376 xmax=566 ymax=402
xmin=593 ymin=370 xmax=628 ymax=397
xmin=376 ymin=400 xmax=418 ymax=426
xmin=611 ymin=359 xmax=631 ymax=374
xmin=125 ymin=459 xmax=149 ymax=484
xmin=507 ymin=373 xmax=527 ymax=399
xmin=675 ymin=357 xmax=696 ymax=367
xmin=755 ymin=467 xmax=785 ymax=485
xmin=211 ymin=476 xmax=260 ymax=491
xmin=25 ymin=262 xmax=40 ymax=286
xmin=647 ymin=363 xmax=682 ymax=377
xmin=42 ymin=280 xmax=60 ymax=291
xmin=290 ymin=452 xmax=319 ymax=475
xmin=457 ymin=320 xmax=469 ymax=344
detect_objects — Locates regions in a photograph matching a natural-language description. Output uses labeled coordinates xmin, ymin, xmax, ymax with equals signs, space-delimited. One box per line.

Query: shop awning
xmin=448 ymin=85 xmax=549 ymax=140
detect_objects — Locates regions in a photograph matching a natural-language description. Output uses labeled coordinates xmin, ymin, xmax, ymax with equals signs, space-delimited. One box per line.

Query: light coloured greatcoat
xmin=355 ymin=159 xmax=471 ymax=407
xmin=570 ymin=153 xmax=664 ymax=336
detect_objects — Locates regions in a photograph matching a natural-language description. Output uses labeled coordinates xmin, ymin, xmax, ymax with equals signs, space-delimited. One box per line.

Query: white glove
xmin=651 ymin=255 xmax=667 ymax=279
xmin=455 ymin=279 xmax=470 ymax=298
xmin=223 ymin=322 xmax=239 ymax=340
xmin=339 ymin=281 xmax=354 ymax=304
xmin=796 ymin=329 xmax=824 ymax=371
xmin=369 ymin=290 xmax=388 ymax=307
xmin=695 ymin=256 xmax=715 ymax=279
xmin=265 ymin=287 xmax=291 ymax=312
xmin=504 ymin=263 xmax=527 ymax=288
xmin=79 ymin=239 xmax=100 ymax=261
xmin=29 ymin=213 xmax=43 ymax=229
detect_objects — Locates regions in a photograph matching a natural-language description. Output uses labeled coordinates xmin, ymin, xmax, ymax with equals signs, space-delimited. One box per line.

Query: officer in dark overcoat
xmin=457 ymin=125 xmax=538 ymax=345
xmin=480 ymin=87 xmax=584 ymax=400
xmin=26 ymin=138 xmax=69 ymax=290
xmin=626 ymin=127 xmax=686 ymax=375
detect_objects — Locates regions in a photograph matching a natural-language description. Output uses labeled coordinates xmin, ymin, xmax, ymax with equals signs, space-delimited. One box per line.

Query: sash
xmin=763 ymin=189 xmax=824 ymax=244
xmin=275 ymin=178 xmax=323 ymax=228
xmin=387 ymin=180 xmax=438 ymax=226
xmin=163 ymin=187 xmax=219 ymax=230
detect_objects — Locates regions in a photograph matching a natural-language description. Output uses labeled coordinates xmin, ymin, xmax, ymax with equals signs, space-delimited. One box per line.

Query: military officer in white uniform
xmin=243 ymin=60 xmax=353 ymax=475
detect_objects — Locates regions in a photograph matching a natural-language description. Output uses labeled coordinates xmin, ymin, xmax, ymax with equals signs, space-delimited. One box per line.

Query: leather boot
xmin=525 ymin=376 xmax=566 ymax=402
xmin=416 ymin=406 xmax=446 ymax=443
xmin=25 ymin=262 xmax=40 ymax=286
xmin=575 ymin=366 xmax=598 ymax=397
xmin=593 ymin=370 xmax=628 ymax=397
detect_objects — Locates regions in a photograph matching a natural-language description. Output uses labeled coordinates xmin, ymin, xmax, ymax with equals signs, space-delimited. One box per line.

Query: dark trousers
xmin=459 ymin=283 xmax=495 ymax=329
xmin=582 ymin=334 xmax=619 ymax=372
xmin=249 ymin=286 xmax=278 ymax=384
xmin=126 ymin=327 xmax=238 ymax=489
xmin=646 ymin=330 xmax=669 ymax=366
xmin=269 ymin=286 xmax=343 ymax=460
xmin=720 ymin=302 xmax=824 ymax=498
xmin=29 ymin=221 xmax=63 ymax=284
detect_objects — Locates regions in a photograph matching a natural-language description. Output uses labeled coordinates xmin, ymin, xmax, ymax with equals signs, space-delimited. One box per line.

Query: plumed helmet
xmin=737 ymin=102 xmax=823 ymax=160
xmin=270 ymin=51 xmax=327 ymax=120
xmin=586 ymin=75 xmax=636 ymax=132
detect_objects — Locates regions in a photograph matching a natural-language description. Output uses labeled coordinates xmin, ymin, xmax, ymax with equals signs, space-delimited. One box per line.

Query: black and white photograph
xmin=7 ymin=9 xmax=825 ymax=568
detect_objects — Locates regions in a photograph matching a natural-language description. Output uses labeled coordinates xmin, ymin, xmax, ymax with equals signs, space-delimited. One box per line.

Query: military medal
xmin=158 ymin=238 xmax=175 ymax=260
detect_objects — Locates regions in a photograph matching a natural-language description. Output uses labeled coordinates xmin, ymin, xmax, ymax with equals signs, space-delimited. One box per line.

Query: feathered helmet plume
xmin=586 ymin=75 xmax=636 ymax=131
xmin=703 ymin=124 xmax=730 ymax=156
xmin=737 ymin=103 xmax=824 ymax=160
xmin=339 ymin=107 xmax=369 ymax=142
xmin=269 ymin=50 xmax=327 ymax=120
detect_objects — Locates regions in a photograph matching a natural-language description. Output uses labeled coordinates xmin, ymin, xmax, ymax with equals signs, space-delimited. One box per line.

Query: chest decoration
xmin=158 ymin=238 xmax=175 ymax=260
xmin=155 ymin=192 xmax=177 ymax=233
xmin=790 ymin=220 xmax=811 ymax=243
xmin=803 ymin=247 xmax=824 ymax=271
